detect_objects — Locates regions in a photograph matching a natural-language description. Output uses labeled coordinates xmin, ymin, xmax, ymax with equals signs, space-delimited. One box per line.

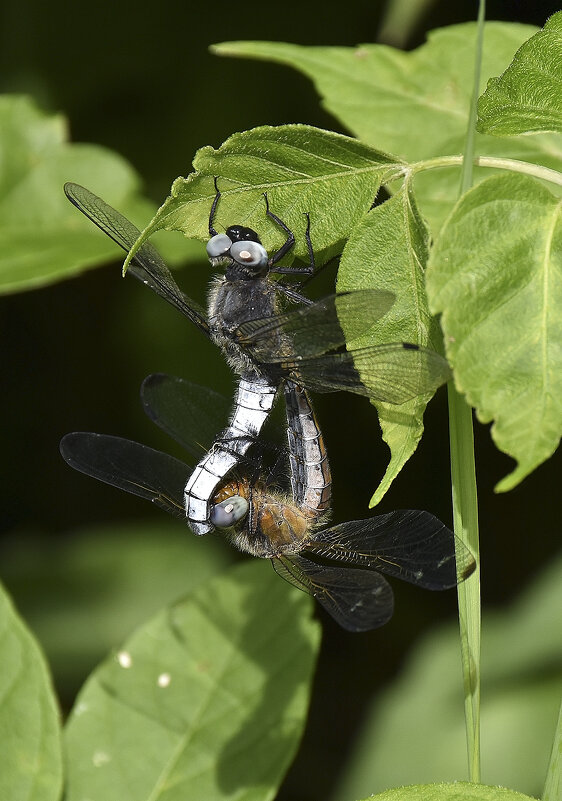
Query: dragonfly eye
xmin=206 ymin=233 xmax=233 ymax=260
xmin=230 ymin=240 xmax=268 ymax=269
xmin=211 ymin=495 xmax=249 ymax=527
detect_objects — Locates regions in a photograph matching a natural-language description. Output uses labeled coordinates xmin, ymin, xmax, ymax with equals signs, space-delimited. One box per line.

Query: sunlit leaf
xmin=0 ymin=95 xmax=197 ymax=294
xmin=426 ymin=173 xmax=562 ymax=491
xmin=333 ymin=555 xmax=562 ymax=800
xmin=64 ymin=560 xmax=321 ymax=801
xmin=127 ymin=124 xmax=401 ymax=268
xmin=356 ymin=783 xmax=538 ymax=801
xmin=338 ymin=182 xmax=447 ymax=505
xmin=213 ymin=24 xmax=562 ymax=232
xmin=0 ymin=582 xmax=62 ymax=801
xmin=478 ymin=12 xmax=562 ymax=136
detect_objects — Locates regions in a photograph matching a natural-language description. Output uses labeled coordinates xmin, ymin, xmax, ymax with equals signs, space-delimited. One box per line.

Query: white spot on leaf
xmin=74 ymin=701 xmax=89 ymax=716
xmin=158 ymin=672 xmax=171 ymax=688
xmin=117 ymin=651 xmax=132 ymax=669
xmin=93 ymin=751 xmax=111 ymax=767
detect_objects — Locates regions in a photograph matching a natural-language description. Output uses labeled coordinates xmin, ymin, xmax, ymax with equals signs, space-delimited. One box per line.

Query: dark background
xmin=0 ymin=1 xmax=560 ymax=799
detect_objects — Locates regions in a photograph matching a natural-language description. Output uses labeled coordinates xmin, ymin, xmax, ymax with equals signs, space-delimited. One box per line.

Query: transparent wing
xmin=60 ymin=432 xmax=189 ymax=519
xmin=141 ymin=373 xmax=232 ymax=456
xmin=64 ymin=183 xmax=209 ymax=336
xmin=141 ymin=373 xmax=283 ymax=482
xmin=287 ymin=343 xmax=452 ymax=404
xmin=272 ymin=554 xmax=394 ymax=632
xmin=236 ymin=290 xmax=395 ymax=358
xmin=305 ymin=510 xmax=475 ymax=590
xmin=234 ymin=289 xmax=451 ymax=403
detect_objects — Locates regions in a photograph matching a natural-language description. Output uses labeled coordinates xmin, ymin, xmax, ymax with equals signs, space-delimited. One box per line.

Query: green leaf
xmin=1 ymin=521 xmax=234 ymax=695
xmin=212 ymin=24 xmax=562 ymax=232
xmin=334 ymin=555 xmax=562 ymax=800
xmin=0 ymin=582 xmax=62 ymax=801
xmin=337 ymin=182 xmax=447 ymax=505
xmin=477 ymin=12 xmax=562 ymax=136
xmin=214 ymin=25 xmax=527 ymax=160
xmin=64 ymin=560 xmax=321 ymax=801
xmin=0 ymin=95 xmax=197 ymax=294
xmin=357 ymin=784 xmax=538 ymax=801
xmin=127 ymin=124 xmax=401 ymax=268
xmin=426 ymin=173 xmax=562 ymax=492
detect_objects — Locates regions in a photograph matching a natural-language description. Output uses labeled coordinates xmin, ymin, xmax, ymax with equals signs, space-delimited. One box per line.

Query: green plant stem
xmin=542 ymin=698 xmax=561 ymax=801
xmin=407 ymin=155 xmax=562 ymax=187
xmin=447 ymin=0 xmax=483 ymax=784
xmin=448 ymin=384 xmax=481 ymax=782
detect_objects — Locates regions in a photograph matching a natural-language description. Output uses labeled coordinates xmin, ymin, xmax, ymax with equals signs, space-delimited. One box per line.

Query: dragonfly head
xmin=225 ymin=225 xmax=261 ymax=244
xmin=210 ymin=495 xmax=249 ymax=527
xmin=207 ymin=227 xmax=269 ymax=276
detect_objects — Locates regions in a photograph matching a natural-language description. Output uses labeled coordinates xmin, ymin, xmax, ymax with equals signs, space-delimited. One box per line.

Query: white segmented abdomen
xmin=184 ymin=376 xmax=279 ymax=535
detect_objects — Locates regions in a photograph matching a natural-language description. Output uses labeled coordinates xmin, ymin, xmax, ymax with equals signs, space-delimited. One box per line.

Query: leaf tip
xmin=494 ymin=466 xmax=525 ymax=494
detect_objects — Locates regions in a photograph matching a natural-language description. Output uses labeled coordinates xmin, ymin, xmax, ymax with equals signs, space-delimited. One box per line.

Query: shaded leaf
xmin=426 ymin=173 xmax=562 ymax=491
xmin=0 ymin=582 xmax=62 ymax=801
xmin=337 ymin=182 xmax=447 ymax=505
xmin=1 ymin=521 xmax=234 ymax=696
xmin=64 ymin=560 xmax=321 ymax=801
xmin=0 ymin=95 xmax=198 ymax=294
xmin=478 ymin=12 xmax=562 ymax=136
xmin=127 ymin=124 xmax=400 ymax=267
xmin=212 ymin=24 xmax=562 ymax=232
xmin=333 ymin=554 xmax=562 ymax=800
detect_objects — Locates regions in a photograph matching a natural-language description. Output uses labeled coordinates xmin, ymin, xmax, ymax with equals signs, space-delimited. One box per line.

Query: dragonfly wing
xmin=236 ymin=290 xmax=395 ymax=359
xmin=60 ymin=432 xmax=189 ymax=519
xmin=232 ymin=285 xmax=450 ymax=404
xmin=287 ymin=343 xmax=452 ymax=404
xmin=141 ymin=373 xmax=232 ymax=456
xmin=272 ymin=554 xmax=394 ymax=632
xmin=64 ymin=183 xmax=210 ymax=336
xmin=307 ymin=511 xmax=475 ymax=590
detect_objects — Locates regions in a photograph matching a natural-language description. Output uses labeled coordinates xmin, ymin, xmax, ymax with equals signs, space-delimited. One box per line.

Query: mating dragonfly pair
xmin=61 ymin=182 xmax=475 ymax=631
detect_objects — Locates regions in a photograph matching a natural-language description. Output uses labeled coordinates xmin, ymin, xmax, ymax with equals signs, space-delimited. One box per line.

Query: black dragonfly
xmin=61 ymin=374 xmax=475 ymax=632
xmin=65 ymin=182 xmax=452 ymax=535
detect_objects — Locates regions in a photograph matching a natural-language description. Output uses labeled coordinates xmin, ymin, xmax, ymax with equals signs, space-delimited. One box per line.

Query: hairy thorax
xmin=214 ymin=479 xmax=323 ymax=559
xmin=207 ymin=275 xmax=281 ymax=376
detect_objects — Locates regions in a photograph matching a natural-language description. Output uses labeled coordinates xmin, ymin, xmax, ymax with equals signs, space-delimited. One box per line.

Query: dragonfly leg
xmin=208 ymin=176 xmax=221 ymax=236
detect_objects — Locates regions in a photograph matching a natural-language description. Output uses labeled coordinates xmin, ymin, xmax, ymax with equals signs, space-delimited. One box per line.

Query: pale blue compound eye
xmin=230 ymin=240 xmax=268 ymax=269
xmin=206 ymin=233 xmax=233 ymax=260
xmin=210 ymin=496 xmax=249 ymax=528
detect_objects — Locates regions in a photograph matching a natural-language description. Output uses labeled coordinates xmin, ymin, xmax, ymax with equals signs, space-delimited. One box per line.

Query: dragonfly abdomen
xmin=184 ymin=376 xmax=279 ymax=535
xmin=284 ymin=382 xmax=332 ymax=519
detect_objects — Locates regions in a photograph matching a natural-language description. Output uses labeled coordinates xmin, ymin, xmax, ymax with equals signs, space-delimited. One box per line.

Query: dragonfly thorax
xmin=207 ymin=275 xmax=282 ymax=375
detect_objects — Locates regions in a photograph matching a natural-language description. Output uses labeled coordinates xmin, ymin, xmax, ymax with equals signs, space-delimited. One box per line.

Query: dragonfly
xmin=60 ymin=374 xmax=475 ymax=632
xmin=65 ymin=182 xmax=452 ymax=535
